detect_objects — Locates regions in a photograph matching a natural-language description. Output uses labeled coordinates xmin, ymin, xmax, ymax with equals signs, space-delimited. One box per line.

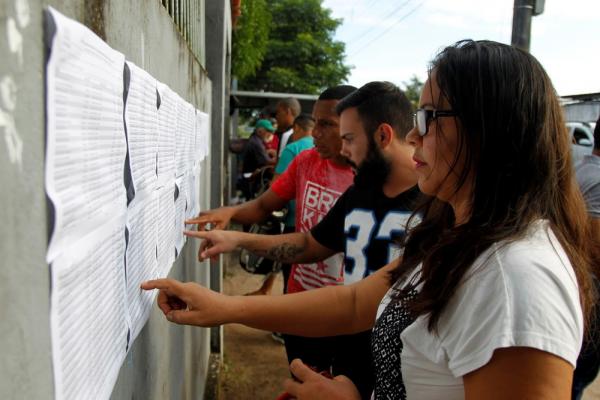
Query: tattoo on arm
xmin=256 ymin=242 xmax=304 ymax=263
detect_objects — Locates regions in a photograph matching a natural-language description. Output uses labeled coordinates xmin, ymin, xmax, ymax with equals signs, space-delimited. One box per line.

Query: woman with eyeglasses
xmin=142 ymin=40 xmax=598 ymax=400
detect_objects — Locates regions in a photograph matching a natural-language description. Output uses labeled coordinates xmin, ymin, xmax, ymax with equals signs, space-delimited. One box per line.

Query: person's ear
xmin=376 ymin=123 xmax=394 ymax=148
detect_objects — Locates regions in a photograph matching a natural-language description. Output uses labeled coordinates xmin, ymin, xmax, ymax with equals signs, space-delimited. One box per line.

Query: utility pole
xmin=511 ymin=0 xmax=545 ymax=52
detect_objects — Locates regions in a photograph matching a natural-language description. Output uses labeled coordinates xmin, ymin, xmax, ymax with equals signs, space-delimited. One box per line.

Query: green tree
xmin=232 ymin=0 xmax=271 ymax=81
xmin=402 ymin=75 xmax=424 ymax=109
xmin=239 ymin=0 xmax=351 ymax=94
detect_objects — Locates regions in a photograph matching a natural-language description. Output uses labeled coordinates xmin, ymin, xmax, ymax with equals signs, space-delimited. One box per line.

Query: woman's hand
xmin=282 ymin=359 xmax=362 ymax=400
xmin=140 ymin=278 xmax=233 ymax=326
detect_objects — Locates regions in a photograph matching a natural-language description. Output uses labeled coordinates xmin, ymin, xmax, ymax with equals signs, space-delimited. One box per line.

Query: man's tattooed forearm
xmin=260 ymin=242 xmax=304 ymax=262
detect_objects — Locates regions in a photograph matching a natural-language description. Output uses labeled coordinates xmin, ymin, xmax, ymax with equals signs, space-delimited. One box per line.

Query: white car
xmin=567 ymin=122 xmax=595 ymax=164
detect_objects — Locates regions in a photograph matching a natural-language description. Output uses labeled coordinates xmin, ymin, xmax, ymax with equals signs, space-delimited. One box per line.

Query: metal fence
xmin=161 ymin=0 xmax=204 ymax=63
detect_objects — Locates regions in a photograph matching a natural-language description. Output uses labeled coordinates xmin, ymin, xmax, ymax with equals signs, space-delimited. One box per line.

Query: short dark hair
xmin=318 ymin=85 xmax=357 ymax=101
xmin=594 ymin=115 xmax=600 ymax=150
xmin=293 ymin=113 xmax=315 ymax=132
xmin=335 ymin=81 xmax=413 ymax=139
xmin=278 ymin=97 xmax=301 ymax=117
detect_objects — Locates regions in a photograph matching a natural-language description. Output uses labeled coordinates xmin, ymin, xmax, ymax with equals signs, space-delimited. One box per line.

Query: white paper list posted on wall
xmin=45 ymin=6 xmax=212 ymax=400
xmin=157 ymin=83 xmax=177 ymax=184
xmin=45 ymin=7 xmax=127 ymax=263
xmin=175 ymin=175 xmax=187 ymax=255
xmin=186 ymin=167 xmax=201 ymax=223
xmin=157 ymin=182 xmax=176 ymax=277
xmin=50 ymin=218 xmax=128 ymax=400
xmin=125 ymin=61 xmax=159 ymax=193
xmin=175 ymin=98 xmax=195 ymax=177
xmin=125 ymin=191 xmax=159 ymax=342
xmin=194 ymin=109 xmax=210 ymax=163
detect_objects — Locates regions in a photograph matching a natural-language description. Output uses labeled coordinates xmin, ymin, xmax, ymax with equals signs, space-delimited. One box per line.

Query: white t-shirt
xmin=278 ymin=128 xmax=294 ymax=157
xmin=374 ymin=220 xmax=583 ymax=400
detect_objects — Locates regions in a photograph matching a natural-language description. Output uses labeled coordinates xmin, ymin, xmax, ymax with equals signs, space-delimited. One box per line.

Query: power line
xmin=346 ymin=0 xmax=413 ymax=45
xmin=349 ymin=2 xmax=424 ymax=57
xmin=364 ymin=0 xmax=383 ymax=9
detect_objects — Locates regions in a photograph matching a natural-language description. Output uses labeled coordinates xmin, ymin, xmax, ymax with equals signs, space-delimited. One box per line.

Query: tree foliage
xmin=232 ymin=0 xmax=271 ymax=80
xmin=237 ymin=0 xmax=351 ymax=94
xmin=402 ymin=75 xmax=425 ymax=109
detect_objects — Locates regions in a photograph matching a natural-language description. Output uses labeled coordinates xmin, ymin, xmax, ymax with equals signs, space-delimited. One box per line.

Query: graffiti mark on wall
xmin=15 ymin=0 xmax=31 ymax=28
xmin=0 ymin=76 xmax=17 ymax=111
xmin=0 ymin=106 xmax=24 ymax=168
xmin=0 ymin=0 xmax=30 ymax=169
xmin=7 ymin=18 xmax=23 ymax=66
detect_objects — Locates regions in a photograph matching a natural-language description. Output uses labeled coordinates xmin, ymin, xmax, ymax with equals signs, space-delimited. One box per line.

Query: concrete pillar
xmin=205 ymin=0 xmax=232 ymax=355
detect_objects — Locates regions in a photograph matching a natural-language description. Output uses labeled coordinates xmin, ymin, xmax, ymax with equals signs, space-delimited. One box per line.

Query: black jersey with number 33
xmin=311 ymin=184 xmax=420 ymax=284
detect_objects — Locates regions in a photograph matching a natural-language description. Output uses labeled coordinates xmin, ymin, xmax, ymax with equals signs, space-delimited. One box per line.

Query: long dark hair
xmin=392 ymin=40 xmax=599 ymax=332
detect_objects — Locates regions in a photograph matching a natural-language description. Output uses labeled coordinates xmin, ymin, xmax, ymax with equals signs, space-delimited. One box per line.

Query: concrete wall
xmin=563 ymin=101 xmax=600 ymax=123
xmin=0 ymin=0 xmax=228 ymax=398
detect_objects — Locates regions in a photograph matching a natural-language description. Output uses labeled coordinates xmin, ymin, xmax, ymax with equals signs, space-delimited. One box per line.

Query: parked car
xmin=567 ymin=122 xmax=595 ymax=164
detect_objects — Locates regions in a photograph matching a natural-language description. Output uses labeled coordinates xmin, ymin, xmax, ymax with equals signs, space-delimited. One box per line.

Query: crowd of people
xmin=141 ymin=40 xmax=600 ymax=400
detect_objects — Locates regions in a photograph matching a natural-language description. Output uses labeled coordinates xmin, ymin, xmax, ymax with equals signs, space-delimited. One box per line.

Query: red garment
xmin=263 ymin=134 xmax=279 ymax=152
xmin=270 ymin=149 xmax=354 ymax=293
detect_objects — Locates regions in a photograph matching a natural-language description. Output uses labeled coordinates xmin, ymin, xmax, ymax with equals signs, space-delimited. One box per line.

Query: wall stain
xmin=84 ymin=0 xmax=106 ymax=41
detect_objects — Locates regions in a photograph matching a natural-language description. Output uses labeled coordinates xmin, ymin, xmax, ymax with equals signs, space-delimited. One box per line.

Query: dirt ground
xmin=220 ymin=252 xmax=290 ymax=400
xmin=586 ymin=380 xmax=600 ymax=400
xmin=218 ymin=252 xmax=600 ymax=400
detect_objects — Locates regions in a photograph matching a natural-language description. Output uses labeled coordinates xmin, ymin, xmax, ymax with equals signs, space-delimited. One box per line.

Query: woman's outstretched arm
xmin=140 ymin=260 xmax=397 ymax=337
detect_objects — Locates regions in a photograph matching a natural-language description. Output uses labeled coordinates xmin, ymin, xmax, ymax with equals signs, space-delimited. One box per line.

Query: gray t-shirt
xmin=575 ymin=154 xmax=600 ymax=218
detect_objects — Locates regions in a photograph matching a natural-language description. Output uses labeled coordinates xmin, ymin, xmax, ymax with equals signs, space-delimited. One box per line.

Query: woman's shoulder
xmin=479 ymin=220 xmax=577 ymax=288
xmin=419 ymin=221 xmax=584 ymax=376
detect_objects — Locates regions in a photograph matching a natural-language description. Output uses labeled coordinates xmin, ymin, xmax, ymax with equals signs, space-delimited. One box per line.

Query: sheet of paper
xmin=125 ymin=61 xmax=158 ymax=193
xmin=125 ymin=191 xmax=158 ymax=341
xmin=174 ymin=175 xmax=187 ymax=256
xmin=175 ymin=98 xmax=195 ymax=177
xmin=196 ymin=110 xmax=210 ymax=162
xmin=45 ymin=7 xmax=127 ymax=263
xmin=185 ymin=168 xmax=200 ymax=224
xmin=50 ymin=217 xmax=128 ymax=400
xmin=157 ymin=183 xmax=176 ymax=277
xmin=157 ymin=82 xmax=176 ymax=185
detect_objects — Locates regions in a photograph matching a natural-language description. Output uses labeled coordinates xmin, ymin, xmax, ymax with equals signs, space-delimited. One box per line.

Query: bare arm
xmin=141 ymin=260 xmax=397 ymax=337
xmin=185 ymin=229 xmax=336 ymax=264
xmin=185 ymin=188 xmax=287 ymax=229
xmin=464 ymin=347 xmax=573 ymax=399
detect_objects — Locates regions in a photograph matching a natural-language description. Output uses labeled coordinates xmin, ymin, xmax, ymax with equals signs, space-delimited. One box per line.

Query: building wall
xmin=0 ymin=0 xmax=228 ymax=398
xmin=563 ymin=101 xmax=600 ymax=123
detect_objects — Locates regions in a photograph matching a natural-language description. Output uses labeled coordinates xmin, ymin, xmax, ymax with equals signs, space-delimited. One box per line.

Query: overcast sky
xmin=322 ymin=0 xmax=600 ymax=96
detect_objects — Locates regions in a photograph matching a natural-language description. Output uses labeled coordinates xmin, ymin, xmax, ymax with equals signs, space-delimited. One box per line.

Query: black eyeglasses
xmin=413 ymin=108 xmax=457 ymax=136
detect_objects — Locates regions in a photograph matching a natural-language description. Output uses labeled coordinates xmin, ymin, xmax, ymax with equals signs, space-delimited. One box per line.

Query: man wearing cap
xmin=240 ymin=119 xmax=276 ymax=199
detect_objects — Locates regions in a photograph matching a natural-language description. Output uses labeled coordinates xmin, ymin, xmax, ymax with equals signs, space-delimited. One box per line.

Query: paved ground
xmin=219 ymin=253 xmax=600 ymax=399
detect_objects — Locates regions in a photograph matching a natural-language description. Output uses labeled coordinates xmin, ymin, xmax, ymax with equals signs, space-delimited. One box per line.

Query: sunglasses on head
xmin=413 ymin=108 xmax=457 ymax=136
